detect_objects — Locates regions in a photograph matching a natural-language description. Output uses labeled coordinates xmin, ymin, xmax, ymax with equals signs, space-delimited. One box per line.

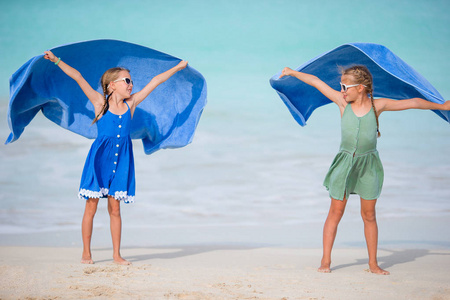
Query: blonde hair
xmin=92 ymin=67 xmax=130 ymax=124
xmin=341 ymin=65 xmax=380 ymax=137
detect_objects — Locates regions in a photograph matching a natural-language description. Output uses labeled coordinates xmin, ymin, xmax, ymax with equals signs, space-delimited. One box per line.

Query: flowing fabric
xmin=270 ymin=43 xmax=449 ymax=126
xmin=6 ymin=39 xmax=207 ymax=154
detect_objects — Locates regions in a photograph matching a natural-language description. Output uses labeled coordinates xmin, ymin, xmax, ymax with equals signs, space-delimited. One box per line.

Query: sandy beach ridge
xmin=1 ymin=246 xmax=449 ymax=299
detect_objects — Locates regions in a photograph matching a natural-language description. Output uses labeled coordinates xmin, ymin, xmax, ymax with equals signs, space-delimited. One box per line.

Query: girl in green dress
xmin=279 ymin=65 xmax=450 ymax=275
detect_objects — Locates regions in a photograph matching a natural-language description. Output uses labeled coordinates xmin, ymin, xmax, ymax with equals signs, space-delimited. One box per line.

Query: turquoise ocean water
xmin=0 ymin=0 xmax=449 ymax=247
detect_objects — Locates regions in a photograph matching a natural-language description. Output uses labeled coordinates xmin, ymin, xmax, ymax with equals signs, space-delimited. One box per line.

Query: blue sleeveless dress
xmin=78 ymin=101 xmax=135 ymax=203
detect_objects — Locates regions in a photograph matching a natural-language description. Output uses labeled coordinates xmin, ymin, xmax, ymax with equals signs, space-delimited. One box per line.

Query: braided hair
xmin=91 ymin=67 xmax=130 ymax=124
xmin=342 ymin=65 xmax=381 ymax=137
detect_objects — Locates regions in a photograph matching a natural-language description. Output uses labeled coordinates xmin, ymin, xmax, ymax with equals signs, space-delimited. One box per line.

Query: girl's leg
xmin=319 ymin=197 xmax=348 ymax=273
xmin=360 ymin=198 xmax=389 ymax=275
xmin=81 ymin=198 xmax=99 ymax=264
xmin=107 ymin=196 xmax=131 ymax=265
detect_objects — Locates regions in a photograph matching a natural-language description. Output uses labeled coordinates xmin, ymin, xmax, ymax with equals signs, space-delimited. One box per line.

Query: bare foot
xmin=113 ymin=257 xmax=131 ymax=265
xmin=318 ymin=263 xmax=331 ymax=273
xmin=367 ymin=265 xmax=390 ymax=275
xmin=82 ymin=250 xmax=93 ymax=264
xmin=81 ymin=258 xmax=94 ymax=264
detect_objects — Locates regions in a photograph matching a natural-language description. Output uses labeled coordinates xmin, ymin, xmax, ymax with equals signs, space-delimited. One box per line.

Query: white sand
xmin=1 ymin=246 xmax=449 ymax=299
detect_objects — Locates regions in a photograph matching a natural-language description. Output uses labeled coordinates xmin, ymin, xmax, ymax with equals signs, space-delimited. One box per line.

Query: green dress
xmin=323 ymin=104 xmax=384 ymax=200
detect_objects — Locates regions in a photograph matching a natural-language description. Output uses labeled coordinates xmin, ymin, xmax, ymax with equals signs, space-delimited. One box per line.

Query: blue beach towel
xmin=6 ymin=39 xmax=207 ymax=154
xmin=270 ymin=43 xmax=449 ymax=126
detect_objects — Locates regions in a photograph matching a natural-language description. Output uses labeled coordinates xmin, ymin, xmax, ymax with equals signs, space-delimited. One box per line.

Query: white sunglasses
xmin=340 ymin=82 xmax=366 ymax=92
xmin=113 ymin=77 xmax=133 ymax=85
xmin=107 ymin=77 xmax=134 ymax=91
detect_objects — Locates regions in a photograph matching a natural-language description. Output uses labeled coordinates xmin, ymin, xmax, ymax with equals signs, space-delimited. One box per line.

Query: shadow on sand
xmin=332 ymin=246 xmax=450 ymax=272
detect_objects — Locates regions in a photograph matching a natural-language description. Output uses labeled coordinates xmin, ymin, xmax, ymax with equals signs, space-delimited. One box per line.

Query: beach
xmin=2 ymin=71 xmax=449 ymax=299
xmin=2 ymin=216 xmax=450 ymax=299
xmin=2 ymin=1 xmax=450 ymax=299
xmin=2 ymin=245 xmax=450 ymax=299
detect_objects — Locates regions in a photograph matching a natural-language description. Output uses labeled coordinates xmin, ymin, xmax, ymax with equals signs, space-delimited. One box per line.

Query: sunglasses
xmin=340 ymin=82 xmax=366 ymax=92
xmin=113 ymin=77 xmax=133 ymax=85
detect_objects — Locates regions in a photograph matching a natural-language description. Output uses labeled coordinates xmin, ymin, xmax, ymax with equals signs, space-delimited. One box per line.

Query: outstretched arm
xmin=130 ymin=60 xmax=188 ymax=109
xmin=376 ymin=97 xmax=450 ymax=114
xmin=279 ymin=67 xmax=344 ymax=107
xmin=44 ymin=51 xmax=104 ymax=109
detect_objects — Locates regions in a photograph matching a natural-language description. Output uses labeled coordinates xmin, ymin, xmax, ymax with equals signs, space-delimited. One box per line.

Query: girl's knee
xmin=329 ymin=198 xmax=347 ymax=218
xmin=360 ymin=198 xmax=377 ymax=222
xmin=108 ymin=207 xmax=121 ymax=218
xmin=84 ymin=199 xmax=99 ymax=215
xmin=107 ymin=197 xmax=121 ymax=217
xmin=329 ymin=207 xmax=345 ymax=218
xmin=361 ymin=211 xmax=376 ymax=223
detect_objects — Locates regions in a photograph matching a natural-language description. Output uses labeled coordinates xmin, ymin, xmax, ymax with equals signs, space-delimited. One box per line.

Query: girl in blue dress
xmin=44 ymin=50 xmax=187 ymax=265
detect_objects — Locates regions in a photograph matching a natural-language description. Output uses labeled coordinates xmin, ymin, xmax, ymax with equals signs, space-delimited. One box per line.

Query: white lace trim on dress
xmin=78 ymin=188 xmax=135 ymax=203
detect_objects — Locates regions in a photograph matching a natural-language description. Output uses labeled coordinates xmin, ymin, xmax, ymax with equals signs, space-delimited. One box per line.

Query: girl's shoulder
xmin=372 ymin=98 xmax=397 ymax=114
xmin=124 ymin=98 xmax=137 ymax=118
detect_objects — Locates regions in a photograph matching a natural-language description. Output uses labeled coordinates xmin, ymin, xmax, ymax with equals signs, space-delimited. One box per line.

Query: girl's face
xmin=340 ymin=75 xmax=359 ymax=103
xmin=111 ymin=70 xmax=133 ymax=98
